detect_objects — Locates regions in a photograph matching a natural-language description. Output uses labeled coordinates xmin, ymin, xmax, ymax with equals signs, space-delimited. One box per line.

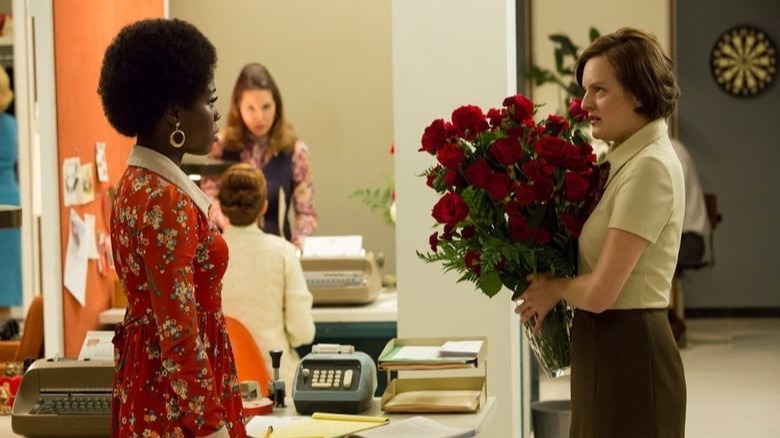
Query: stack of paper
xmin=378 ymin=345 xmax=477 ymax=371
xmin=438 ymin=340 xmax=483 ymax=358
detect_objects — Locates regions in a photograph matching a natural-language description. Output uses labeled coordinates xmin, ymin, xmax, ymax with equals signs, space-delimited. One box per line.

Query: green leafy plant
xmin=529 ymin=27 xmax=601 ymax=103
xmin=350 ymin=182 xmax=395 ymax=227
xmin=350 ymin=144 xmax=396 ymax=228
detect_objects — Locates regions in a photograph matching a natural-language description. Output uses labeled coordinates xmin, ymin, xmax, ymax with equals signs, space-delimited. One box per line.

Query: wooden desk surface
xmin=98 ymin=291 xmax=399 ymax=326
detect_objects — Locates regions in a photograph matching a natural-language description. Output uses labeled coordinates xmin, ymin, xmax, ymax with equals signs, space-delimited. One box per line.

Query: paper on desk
xmin=386 ymin=346 xmax=442 ymax=361
xmin=353 ymin=416 xmax=476 ymax=438
xmin=253 ymin=412 xmax=388 ymax=438
xmin=246 ymin=416 xmax=306 ymax=437
xmin=77 ymin=330 xmax=114 ymax=361
xmin=439 ymin=340 xmax=483 ymax=357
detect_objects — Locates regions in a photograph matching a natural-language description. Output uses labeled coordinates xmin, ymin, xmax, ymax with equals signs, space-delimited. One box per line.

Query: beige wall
xmin=530 ymin=0 xmax=671 ymax=119
xmin=170 ymin=0 xmax=396 ymax=275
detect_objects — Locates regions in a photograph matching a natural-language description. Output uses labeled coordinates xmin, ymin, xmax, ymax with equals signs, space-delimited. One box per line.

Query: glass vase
xmin=522 ymin=301 xmax=573 ymax=378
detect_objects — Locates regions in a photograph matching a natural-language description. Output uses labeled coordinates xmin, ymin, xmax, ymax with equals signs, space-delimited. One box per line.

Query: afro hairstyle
xmin=98 ymin=18 xmax=217 ymax=137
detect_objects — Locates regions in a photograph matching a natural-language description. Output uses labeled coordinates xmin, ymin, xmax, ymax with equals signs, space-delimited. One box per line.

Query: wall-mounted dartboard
xmin=710 ymin=25 xmax=776 ymax=97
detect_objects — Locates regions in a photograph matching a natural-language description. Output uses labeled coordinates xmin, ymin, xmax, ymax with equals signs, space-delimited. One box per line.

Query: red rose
xmin=442 ymin=224 xmax=456 ymax=240
xmin=564 ymin=172 xmax=592 ymax=202
xmin=533 ymin=227 xmax=552 ymax=244
xmin=443 ymin=168 xmax=462 ymax=187
xmin=461 ymin=225 xmax=476 ymax=239
xmin=533 ymin=179 xmax=553 ymax=201
xmin=485 ymin=172 xmax=512 ymax=201
xmin=432 ymin=192 xmax=469 ymax=226
xmin=490 ymin=137 xmax=524 ymax=166
xmin=568 ymin=98 xmax=588 ymax=121
xmin=464 ymin=158 xmax=492 ymax=189
xmin=504 ymin=200 xmax=523 ymax=218
xmin=420 ymin=118 xmax=451 ymax=154
xmin=429 ymin=231 xmax=439 ymax=252
xmin=509 ymin=215 xmax=532 ymax=241
xmin=437 ymin=143 xmax=465 ymax=170
xmin=425 ymin=166 xmax=443 ymax=189
xmin=561 ymin=143 xmax=587 ymax=170
xmin=523 ymin=159 xmax=553 ymax=185
xmin=562 ymin=212 xmax=585 ymax=238
xmin=451 ymin=105 xmax=489 ymax=139
xmin=544 ymin=114 xmax=569 ymax=136
xmin=465 ymin=250 xmax=482 ymax=276
xmin=535 ymin=136 xmax=569 ymax=164
xmin=502 ymin=94 xmax=534 ymax=123
xmin=514 ymin=184 xmax=536 ymax=207
xmin=486 ymin=108 xmax=506 ymax=128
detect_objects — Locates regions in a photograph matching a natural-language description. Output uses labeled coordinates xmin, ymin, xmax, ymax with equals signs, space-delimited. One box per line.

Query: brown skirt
xmin=570 ymin=308 xmax=686 ymax=438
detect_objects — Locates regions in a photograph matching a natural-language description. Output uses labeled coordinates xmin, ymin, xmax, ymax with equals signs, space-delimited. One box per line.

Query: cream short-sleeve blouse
xmin=577 ymin=118 xmax=685 ymax=309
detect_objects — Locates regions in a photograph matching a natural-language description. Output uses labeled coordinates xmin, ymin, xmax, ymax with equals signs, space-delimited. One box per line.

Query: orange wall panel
xmin=53 ymin=0 xmax=164 ymax=356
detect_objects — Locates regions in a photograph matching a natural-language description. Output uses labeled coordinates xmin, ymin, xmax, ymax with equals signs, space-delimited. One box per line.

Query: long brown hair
xmin=223 ymin=63 xmax=297 ymax=155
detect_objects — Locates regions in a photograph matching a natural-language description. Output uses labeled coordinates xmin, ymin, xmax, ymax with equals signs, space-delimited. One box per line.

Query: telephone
xmin=301 ymin=252 xmax=382 ymax=305
xmin=292 ymin=344 xmax=377 ymax=415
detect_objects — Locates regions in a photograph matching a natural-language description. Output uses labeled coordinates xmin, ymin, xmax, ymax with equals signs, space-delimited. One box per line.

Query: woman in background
xmin=0 ymin=66 xmax=20 ymax=315
xmin=203 ymin=63 xmax=317 ymax=248
xmin=515 ymin=27 xmax=686 ymax=437
xmin=219 ymin=163 xmax=315 ymax=389
xmin=99 ymin=18 xmax=245 ymax=437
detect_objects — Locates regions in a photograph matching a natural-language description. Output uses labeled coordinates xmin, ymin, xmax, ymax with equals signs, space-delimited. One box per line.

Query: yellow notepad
xmin=258 ymin=412 xmax=389 ymax=438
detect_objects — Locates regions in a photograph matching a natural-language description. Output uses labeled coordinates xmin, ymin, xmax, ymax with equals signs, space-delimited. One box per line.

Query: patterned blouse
xmin=111 ymin=146 xmax=246 ymax=437
xmin=202 ymin=134 xmax=317 ymax=248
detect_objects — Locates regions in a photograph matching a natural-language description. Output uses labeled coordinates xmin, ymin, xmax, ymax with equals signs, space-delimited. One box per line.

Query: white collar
xmin=126 ymin=145 xmax=211 ymax=218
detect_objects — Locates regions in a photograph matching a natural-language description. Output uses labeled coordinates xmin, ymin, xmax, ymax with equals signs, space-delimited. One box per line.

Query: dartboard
xmin=710 ymin=25 xmax=776 ymax=97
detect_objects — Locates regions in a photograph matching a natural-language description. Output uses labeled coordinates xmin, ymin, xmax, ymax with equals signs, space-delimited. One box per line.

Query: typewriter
xmin=12 ymin=358 xmax=114 ymax=438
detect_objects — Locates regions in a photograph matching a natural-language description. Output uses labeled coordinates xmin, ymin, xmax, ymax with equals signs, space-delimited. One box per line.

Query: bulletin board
xmin=53 ymin=0 xmax=164 ymax=356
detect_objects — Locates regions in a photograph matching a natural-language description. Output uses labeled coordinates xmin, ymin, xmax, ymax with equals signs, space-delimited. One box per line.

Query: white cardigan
xmin=221 ymin=225 xmax=315 ymax=389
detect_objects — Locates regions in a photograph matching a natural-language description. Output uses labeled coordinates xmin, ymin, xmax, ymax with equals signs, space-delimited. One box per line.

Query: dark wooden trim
xmin=686 ymin=308 xmax=780 ymax=318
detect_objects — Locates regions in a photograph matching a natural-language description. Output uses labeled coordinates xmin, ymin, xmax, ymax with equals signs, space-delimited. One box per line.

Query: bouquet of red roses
xmin=417 ymin=94 xmax=606 ymax=377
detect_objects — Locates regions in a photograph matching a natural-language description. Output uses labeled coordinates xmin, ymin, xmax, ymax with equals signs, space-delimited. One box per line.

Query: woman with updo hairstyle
xmin=98 ymin=18 xmax=244 ymax=437
xmin=219 ymin=163 xmax=315 ymax=390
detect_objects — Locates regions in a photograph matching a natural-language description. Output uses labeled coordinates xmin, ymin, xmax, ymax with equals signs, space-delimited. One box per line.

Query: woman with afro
xmin=99 ymin=19 xmax=245 ymax=437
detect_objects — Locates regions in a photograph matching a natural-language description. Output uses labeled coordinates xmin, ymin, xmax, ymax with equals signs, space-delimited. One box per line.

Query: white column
xmin=392 ymin=1 xmax=521 ymax=436
xmin=29 ymin=0 xmax=64 ymax=357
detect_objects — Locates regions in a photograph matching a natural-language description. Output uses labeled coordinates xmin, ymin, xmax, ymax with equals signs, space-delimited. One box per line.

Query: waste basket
xmin=532 ymin=399 xmax=571 ymax=438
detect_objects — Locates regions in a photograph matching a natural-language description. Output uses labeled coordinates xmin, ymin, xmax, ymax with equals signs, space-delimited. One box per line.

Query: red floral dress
xmin=111 ymin=166 xmax=246 ymax=437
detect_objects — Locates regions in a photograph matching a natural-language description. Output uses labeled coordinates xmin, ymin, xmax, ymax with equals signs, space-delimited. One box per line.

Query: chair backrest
xmin=15 ymin=295 xmax=44 ymax=363
xmin=224 ymin=316 xmax=269 ymax=396
xmin=703 ymin=193 xmax=722 ymax=266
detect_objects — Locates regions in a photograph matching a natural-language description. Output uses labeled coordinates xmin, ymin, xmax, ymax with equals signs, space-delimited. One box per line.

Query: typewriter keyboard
xmin=29 ymin=393 xmax=112 ymax=415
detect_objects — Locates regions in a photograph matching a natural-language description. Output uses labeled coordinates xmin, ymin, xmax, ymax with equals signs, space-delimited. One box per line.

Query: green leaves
xmin=529 ymin=27 xmax=603 ymax=103
xmin=478 ymin=271 xmax=503 ymax=297
xmin=350 ymin=183 xmax=394 ymax=227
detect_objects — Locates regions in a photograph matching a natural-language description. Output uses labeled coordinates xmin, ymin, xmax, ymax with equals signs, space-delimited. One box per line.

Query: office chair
xmin=224 ymin=316 xmax=269 ymax=396
xmin=0 ymin=295 xmax=44 ymax=375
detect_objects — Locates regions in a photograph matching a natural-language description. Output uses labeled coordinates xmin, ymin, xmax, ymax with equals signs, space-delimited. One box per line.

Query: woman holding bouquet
xmin=515 ymin=27 xmax=686 ymax=437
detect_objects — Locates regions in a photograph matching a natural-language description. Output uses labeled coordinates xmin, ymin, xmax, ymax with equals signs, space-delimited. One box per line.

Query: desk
xmin=248 ymin=396 xmax=496 ymax=437
xmin=98 ymin=291 xmax=399 ymax=326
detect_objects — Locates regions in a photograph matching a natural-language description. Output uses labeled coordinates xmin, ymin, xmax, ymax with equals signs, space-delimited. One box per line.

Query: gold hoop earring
xmin=169 ymin=122 xmax=185 ymax=148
